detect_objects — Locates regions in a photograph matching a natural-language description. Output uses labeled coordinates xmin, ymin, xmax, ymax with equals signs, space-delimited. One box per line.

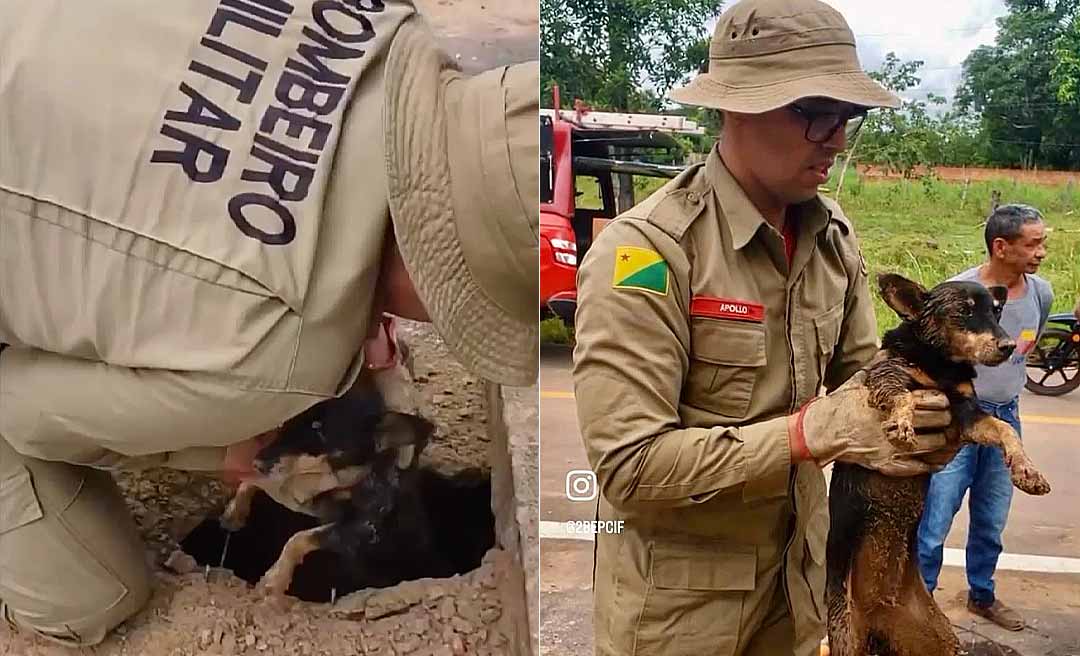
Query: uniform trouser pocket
xmin=632 ymin=543 xmax=758 ymax=655
xmin=0 ymin=435 xmax=151 ymax=646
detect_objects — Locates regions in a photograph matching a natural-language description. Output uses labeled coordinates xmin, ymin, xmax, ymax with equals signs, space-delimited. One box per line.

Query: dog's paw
xmin=1011 ymin=462 xmax=1051 ymax=495
xmin=258 ymin=563 xmax=294 ymax=597
xmin=883 ymin=417 xmax=918 ymax=450
xmin=219 ymin=501 xmax=250 ymax=533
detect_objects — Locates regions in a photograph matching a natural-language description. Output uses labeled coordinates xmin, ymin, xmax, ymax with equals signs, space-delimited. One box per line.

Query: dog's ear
xmin=988 ymin=285 xmax=1008 ymax=318
xmin=877 ymin=273 xmax=928 ymax=321
xmin=376 ymin=412 xmax=435 ymax=447
xmin=376 ymin=412 xmax=434 ymax=468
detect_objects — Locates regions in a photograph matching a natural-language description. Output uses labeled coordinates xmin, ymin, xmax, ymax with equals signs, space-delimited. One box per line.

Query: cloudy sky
xmin=695 ymin=1 xmax=1009 ymax=106
xmin=816 ymin=0 xmax=1009 ymax=106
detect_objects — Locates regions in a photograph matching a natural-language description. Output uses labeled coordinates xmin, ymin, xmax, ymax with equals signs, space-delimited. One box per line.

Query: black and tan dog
xmin=826 ymin=273 xmax=1051 ymax=656
xmin=219 ymin=383 xmax=436 ymax=596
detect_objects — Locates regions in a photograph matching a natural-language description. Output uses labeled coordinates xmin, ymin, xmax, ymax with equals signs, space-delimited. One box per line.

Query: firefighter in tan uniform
xmin=0 ymin=0 xmax=537 ymax=646
xmin=573 ymin=1 xmax=958 ymax=654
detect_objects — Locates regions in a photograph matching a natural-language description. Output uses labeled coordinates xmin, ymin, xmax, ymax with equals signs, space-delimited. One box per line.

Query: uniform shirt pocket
xmin=813 ymin=302 xmax=845 ymax=382
xmin=685 ymin=318 xmax=766 ymax=418
xmin=0 ymin=466 xmax=43 ymax=536
xmin=634 ymin=542 xmax=757 ymax=656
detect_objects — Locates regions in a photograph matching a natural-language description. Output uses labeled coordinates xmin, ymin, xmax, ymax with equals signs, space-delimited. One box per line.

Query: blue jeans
xmin=917 ymin=398 xmax=1019 ymax=607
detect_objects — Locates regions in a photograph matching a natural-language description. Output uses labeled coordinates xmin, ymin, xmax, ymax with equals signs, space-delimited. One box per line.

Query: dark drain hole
xmin=181 ymin=468 xmax=495 ymax=603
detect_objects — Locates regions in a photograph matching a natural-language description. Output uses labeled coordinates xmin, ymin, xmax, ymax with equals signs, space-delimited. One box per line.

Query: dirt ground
xmin=418 ymin=0 xmax=537 ymax=72
xmin=858 ymin=163 xmax=1080 ymax=186
xmin=418 ymin=0 xmax=537 ymax=37
xmin=0 ymin=551 xmax=512 ymax=656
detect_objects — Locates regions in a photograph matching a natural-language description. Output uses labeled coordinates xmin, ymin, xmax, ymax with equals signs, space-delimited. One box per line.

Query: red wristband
xmin=790 ymin=396 xmax=821 ymax=462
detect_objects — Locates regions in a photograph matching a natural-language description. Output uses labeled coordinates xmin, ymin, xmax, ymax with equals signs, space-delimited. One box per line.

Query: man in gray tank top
xmin=917 ymin=204 xmax=1053 ymax=631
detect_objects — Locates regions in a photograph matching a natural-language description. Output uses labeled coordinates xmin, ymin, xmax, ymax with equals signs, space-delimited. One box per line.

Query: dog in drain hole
xmin=218 ymin=339 xmax=438 ymax=597
xmin=823 ymin=273 xmax=1050 ymax=656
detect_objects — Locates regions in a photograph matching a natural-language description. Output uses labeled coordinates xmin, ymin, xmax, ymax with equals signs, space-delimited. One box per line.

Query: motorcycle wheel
xmin=1025 ymin=328 xmax=1080 ymax=396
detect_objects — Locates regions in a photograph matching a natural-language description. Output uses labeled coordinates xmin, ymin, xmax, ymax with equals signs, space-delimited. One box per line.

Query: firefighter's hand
xmin=221 ymin=428 xmax=360 ymax=514
xmin=222 ymin=429 xmax=280 ymax=483
xmin=789 ymin=371 xmax=958 ymax=476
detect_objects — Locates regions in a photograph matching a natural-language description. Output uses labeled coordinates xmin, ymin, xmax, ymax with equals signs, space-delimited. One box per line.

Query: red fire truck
xmin=539 ymin=98 xmax=705 ymax=324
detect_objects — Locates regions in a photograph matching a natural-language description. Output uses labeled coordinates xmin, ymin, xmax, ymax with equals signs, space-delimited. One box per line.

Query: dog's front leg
xmin=880 ymin=391 xmax=919 ymax=450
xmin=866 ymin=365 xmax=920 ymax=450
xmin=962 ymin=413 xmax=1050 ymax=495
xmin=259 ymin=523 xmax=335 ymax=597
xmin=220 ymin=480 xmax=260 ymax=532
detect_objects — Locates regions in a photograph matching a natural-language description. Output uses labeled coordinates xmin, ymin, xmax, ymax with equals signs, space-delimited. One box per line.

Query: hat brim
xmin=383 ymin=16 xmax=537 ymax=387
xmin=669 ymin=70 xmax=901 ymax=113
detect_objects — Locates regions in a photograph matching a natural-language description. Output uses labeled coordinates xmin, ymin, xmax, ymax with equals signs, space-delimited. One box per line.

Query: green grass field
xmin=833 ymin=173 xmax=1080 ymax=333
xmin=559 ymin=172 xmax=1080 ymax=338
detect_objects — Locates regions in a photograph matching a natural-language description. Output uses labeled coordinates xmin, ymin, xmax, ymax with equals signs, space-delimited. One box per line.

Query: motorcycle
xmin=1024 ymin=313 xmax=1080 ymax=396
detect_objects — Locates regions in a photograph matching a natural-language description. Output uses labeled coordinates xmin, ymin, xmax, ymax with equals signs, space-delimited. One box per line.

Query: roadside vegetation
xmin=543 ymin=174 xmax=1080 ymax=343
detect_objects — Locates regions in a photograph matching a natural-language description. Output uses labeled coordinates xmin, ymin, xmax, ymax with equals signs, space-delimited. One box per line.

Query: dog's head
xmin=878 ymin=273 xmax=1015 ymax=366
xmin=253 ymin=389 xmax=435 ymax=486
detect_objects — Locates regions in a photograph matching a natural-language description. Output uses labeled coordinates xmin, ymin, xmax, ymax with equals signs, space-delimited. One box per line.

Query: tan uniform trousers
xmin=0 ymin=428 xmax=151 ymax=646
xmin=741 ymin=577 xmax=795 ymax=655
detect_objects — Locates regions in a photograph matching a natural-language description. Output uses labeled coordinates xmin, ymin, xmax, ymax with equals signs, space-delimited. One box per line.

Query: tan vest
xmin=0 ymin=1 xmax=416 ymax=465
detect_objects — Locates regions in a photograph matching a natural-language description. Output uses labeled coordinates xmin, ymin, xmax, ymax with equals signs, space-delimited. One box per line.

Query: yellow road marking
xmin=541 ymin=391 xmax=1080 ymax=426
xmin=541 ymin=391 xmax=575 ymax=399
xmin=1022 ymin=414 xmax=1080 ymax=426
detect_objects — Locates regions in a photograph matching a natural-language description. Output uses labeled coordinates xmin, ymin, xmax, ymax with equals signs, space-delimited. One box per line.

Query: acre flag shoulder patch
xmin=612 ymin=246 xmax=669 ymax=296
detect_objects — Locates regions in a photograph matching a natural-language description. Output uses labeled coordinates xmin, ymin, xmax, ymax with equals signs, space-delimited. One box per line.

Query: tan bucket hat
xmin=384 ymin=16 xmax=539 ymax=387
xmin=669 ymin=0 xmax=900 ymax=113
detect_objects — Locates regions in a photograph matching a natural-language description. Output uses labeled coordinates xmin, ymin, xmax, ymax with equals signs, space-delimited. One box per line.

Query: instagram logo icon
xmin=565 ymin=470 xmax=598 ymax=501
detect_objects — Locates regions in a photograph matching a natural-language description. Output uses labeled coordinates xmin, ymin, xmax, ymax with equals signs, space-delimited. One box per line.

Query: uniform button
xmin=686 ymin=191 xmax=699 ymax=203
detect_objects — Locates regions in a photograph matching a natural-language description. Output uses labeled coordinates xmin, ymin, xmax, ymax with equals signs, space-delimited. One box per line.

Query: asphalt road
xmin=538 ymin=343 xmax=1080 ymax=656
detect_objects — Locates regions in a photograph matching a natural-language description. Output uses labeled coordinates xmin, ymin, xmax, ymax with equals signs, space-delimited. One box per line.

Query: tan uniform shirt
xmin=0 ymin=1 xmax=417 ymax=469
xmin=573 ymin=148 xmax=878 ymax=655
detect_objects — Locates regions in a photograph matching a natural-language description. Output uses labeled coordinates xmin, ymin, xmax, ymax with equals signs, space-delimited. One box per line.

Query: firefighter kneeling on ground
xmin=0 ymin=0 xmax=537 ymax=645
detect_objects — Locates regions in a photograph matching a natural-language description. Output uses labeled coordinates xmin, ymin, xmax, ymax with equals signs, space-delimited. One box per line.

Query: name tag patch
xmin=690 ymin=296 xmax=765 ymax=323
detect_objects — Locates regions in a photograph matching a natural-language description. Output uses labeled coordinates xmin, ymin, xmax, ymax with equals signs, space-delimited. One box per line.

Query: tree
xmin=850 ymin=53 xmax=993 ymax=174
xmin=1052 ymin=12 xmax=1080 ymax=104
xmin=956 ymin=0 xmax=1080 ymax=169
xmin=540 ymin=0 xmax=722 ymax=112
xmin=857 ymin=54 xmax=960 ymax=175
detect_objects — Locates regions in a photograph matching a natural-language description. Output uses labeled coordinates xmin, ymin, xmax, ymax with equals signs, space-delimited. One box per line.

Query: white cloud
xmin=820 ymin=0 xmax=1008 ymax=104
xmin=699 ymin=0 xmax=1008 ymax=105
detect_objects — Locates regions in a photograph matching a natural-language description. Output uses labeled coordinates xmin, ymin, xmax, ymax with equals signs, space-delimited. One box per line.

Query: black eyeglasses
xmin=787 ymin=103 xmax=869 ymax=144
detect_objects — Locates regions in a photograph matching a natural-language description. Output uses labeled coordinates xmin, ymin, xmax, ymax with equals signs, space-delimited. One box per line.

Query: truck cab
xmin=539 ymin=106 xmax=704 ymax=324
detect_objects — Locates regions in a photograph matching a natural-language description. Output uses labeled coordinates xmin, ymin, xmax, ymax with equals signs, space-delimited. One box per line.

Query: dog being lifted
xmin=826 ymin=273 xmax=1051 ymax=656
xmin=219 ymin=346 xmax=437 ymax=597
